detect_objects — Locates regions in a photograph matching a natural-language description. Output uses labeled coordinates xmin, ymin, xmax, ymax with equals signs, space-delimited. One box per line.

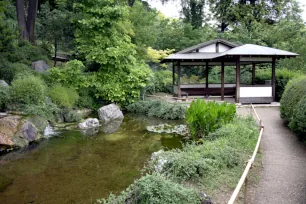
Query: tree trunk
xmin=16 ymin=0 xmax=28 ymax=39
xmin=27 ymin=0 xmax=38 ymax=43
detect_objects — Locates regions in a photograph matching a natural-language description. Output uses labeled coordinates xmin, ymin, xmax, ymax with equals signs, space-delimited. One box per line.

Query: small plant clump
xmin=186 ymin=99 xmax=236 ymax=139
xmin=126 ymin=100 xmax=186 ymax=120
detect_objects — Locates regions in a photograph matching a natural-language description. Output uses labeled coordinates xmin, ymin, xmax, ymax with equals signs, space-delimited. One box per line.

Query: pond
xmin=0 ymin=114 xmax=183 ymax=204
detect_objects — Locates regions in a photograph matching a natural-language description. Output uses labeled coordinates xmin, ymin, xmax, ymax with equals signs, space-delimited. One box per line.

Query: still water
xmin=0 ymin=114 xmax=182 ymax=204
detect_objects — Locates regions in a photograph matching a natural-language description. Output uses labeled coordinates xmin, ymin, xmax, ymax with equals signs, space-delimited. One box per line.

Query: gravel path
xmin=252 ymin=107 xmax=306 ymax=204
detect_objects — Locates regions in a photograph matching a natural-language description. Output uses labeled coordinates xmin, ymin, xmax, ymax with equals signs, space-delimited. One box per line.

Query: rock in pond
xmin=31 ymin=60 xmax=50 ymax=73
xmin=0 ymin=80 xmax=8 ymax=87
xmin=98 ymin=104 xmax=124 ymax=122
xmin=78 ymin=118 xmax=100 ymax=129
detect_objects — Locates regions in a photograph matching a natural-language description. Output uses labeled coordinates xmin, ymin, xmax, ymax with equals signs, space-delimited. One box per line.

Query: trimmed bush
xmin=255 ymin=68 xmax=302 ymax=101
xmin=280 ymin=77 xmax=306 ymax=122
xmin=126 ymin=100 xmax=186 ymax=120
xmin=10 ymin=75 xmax=46 ymax=106
xmin=0 ymin=62 xmax=33 ymax=83
xmin=48 ymin=84 xmax=79 ymax=108
xmin=99 ymin=173 xmax=201 ymax=204
xmin=186 ymin=99 xmax=236 ymax=138
xmin=289 ymin=96 xmax=306 ymax=139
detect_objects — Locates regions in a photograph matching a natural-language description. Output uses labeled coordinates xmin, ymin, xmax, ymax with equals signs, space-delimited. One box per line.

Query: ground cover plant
xmin=126 ymin=100 xmax=186 ymax=120
xmin=186 ymin=99 xmax=236 ymax=139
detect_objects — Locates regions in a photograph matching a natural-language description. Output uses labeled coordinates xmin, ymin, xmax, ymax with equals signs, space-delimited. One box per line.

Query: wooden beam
xmin=216 ymin=42 xmax=219 ymax=53
xmin=178 ymin=62 xmax=181 ymax=98
xmin=236 ymin=58 xmax=240 ymax=103
xmin=240 ymin=57 xmax=272 ymax=62
xmin=272 ymin=57 xmax=276 ymax=102
xmin=252 ymin=63 xmax=255 ymax=85
xmin=221 ymin=62 xmax=225 ymax=100
xmin=206 ymin=61 xmax=209 ymax=88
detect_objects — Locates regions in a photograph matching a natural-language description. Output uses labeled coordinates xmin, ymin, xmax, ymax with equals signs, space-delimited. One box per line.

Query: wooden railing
xmin=228 ymin=105 xmax=264 ymax=204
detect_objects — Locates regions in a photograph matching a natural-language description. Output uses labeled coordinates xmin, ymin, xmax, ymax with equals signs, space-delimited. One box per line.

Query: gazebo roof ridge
xmin=217 ymin=43 xmax=299 ymax=57
xmin=177 ymin=38 xmax=240 ymax=54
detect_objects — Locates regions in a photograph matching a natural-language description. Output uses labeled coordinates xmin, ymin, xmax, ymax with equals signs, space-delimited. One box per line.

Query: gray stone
xmin=31 ymin=60 xmax=50 ymax=73
xmin=98 ymin=104 xmax=124 ymax=122
xmin=0 ymin=80 xmax=8 ymax=87
xmin=22 ymin=122 xmax=39 ymax=142
xmin=78 ymin=118 xmax=100 ymax=129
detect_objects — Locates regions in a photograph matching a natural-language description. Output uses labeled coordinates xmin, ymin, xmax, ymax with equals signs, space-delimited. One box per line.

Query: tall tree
xmin=16 ymin=0 xmax=38 ymax=43
xmin=181 ymin=0 xmax=205 ymax=28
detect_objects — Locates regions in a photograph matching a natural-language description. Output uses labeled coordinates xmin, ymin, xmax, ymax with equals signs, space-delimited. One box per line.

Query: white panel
xmin=219 ymin=44 xmax=231 ymax=52
xmin=173 ymin=85 xmax=178 ymax=94
xmin=240 ymin=87 xmax=272 ymax=97
xmin=198 ymin=44 xmax=216 ymax=52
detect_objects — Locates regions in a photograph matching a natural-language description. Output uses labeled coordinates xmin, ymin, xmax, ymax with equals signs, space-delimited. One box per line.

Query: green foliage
xmin=255 ymin=68 xmax=302 ymax=101
xmin=148 ymin=116 xmax=258 ymax=182
xmin=10 ymin=75 xmax=46 ymax=106
xmin=48 ymin=84 xmax=79 ymax=108
xmin=146 ymin=70 xmax=172 ymax=93
xmin=0 ymin=85 xmax=10 ymax=111
xmin=55 ymin=108 xmax=83 ymax=123
xmin=280 ymin=77 xmax=306 ymax=122
xmin=126 ymin=100 xmax=186 ymax=120
xmin=289 ymin=96 xmax=306 ymax=139
xmin=186 ymin=99 xmax=236 ymax=138
xmin=49 ymin=60 xmax=88 ymax=89
xmin=24 ymin=102 xmax=58 ymax=121
xmin=99 ymin=173 xmax=201 ymax=204
xmin=76 ymin=88 xmax=97 ymax=110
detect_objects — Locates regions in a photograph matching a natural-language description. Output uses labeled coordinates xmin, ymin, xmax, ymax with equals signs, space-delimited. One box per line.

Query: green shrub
xmin=126 ymin=100 xmax=186 ymax=120
xmin=186 ymin=99 xmax=236 ymax=138
xmin=48 ymin=84 xmax=79 ymax=108
xmin=0 ymin=62 xmax=33 ymax=83
xmin=76 ymin=88 xmax=97 ymax=110
xmin=99 ymin=173 xmax=201 ymax=204
xmin=0 ymin=85 xmax=10 ymax=111
xmin=280 ymin=77 xmax=306 ymax=122
xmin=24 ymin=102 xmax=58 ymax=121
xmin=256 ymin=68 xmax=302 ymax=101
xmin=148 ymin=117 xmax=258 ymax=182
xmin=10 ymin=75 xmax=46 ymax=106
xmin=289 ymin=96 xmax=306 ymax=139
xmin=146 ymin=70 xmax=172 ymax=94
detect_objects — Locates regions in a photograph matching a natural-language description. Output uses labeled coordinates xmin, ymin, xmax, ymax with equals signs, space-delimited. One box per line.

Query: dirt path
xmin=250 ymin=107 xmax=306 ymax=204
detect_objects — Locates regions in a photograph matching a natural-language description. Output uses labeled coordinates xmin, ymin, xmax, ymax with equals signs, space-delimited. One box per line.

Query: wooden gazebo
xmin=161 ymin=39 xmax=298 ymax=103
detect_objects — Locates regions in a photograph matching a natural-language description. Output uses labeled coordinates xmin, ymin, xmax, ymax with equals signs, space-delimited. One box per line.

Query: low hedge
xmin=126 ymin=100 xmax=186 ymax=120
xmin=280 ymin=77 xmax=306 ymax=140
xmin=280 ymin=77 xmax=306 ymax=122
xmin=255 ymin=68 xmax=302 ymax=101
xmin=289 ymin=96 xmax=306 ymax=138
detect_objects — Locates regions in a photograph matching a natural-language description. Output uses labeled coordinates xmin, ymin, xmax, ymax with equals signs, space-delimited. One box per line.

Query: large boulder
xmin=0 ymin=116 xmax=21 ymax=146
xmin=22 ymin=122 xmax=39 ymax=142
xmin=78 ymin=118 xmax=100 ymax=129
xmin=98 ymin=104 xmax=124 ymax=122
xmin=31 ymin=60 xmax=50 ymax=73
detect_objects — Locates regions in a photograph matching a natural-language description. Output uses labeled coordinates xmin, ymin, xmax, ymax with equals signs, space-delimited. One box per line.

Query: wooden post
xmin=178 ymin=62 xmax=181 ymax=98
xmin=236 ymin=58 xmax=240 ymax=103
xmin=272 ymin=57 xmax=276 ymax=102
xmin=244 ymin=176 xmax=248 ymax=204
xmin=221 ymin=61 xmax=225 ymax=100
xmin=252 ymin=63 xmax=255 ymax=85
xmin=206 ymin=61 xmax=209 ymax=88
xmin=172 ymin=63 xmax=175 ymax=94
